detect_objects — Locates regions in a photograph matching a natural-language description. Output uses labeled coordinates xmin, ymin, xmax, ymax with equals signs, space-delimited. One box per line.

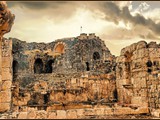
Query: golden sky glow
xmin=5 ymin=1 xmax=160 ymax=56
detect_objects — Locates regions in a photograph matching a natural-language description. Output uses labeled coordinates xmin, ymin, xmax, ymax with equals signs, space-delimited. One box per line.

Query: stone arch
xmin=45 ymin=59 xmax=54 ymax=73
xmin=13 ymin=60 xmax=18 ymax=74
xmin=34 ymin=58 xmax=43 ymax=74
xmin=93 ymin=52 xmax=100 ymax=60
xmin=54 ymin=42 xmax=66 ymax=55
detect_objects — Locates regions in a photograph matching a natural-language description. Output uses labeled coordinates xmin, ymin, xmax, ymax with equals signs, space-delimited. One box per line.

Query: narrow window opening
xmin=45 ymin=60 xmax=54 ymax=73
xmin=93 ymin=52 xmax=100 ymax=60
xmin=86 ymin=62 xmax=90 ymax=71
xmin=34 ymin=58 xmax=43 ymax=74
xmin=13 ymin=60 xmax=18 ymax=74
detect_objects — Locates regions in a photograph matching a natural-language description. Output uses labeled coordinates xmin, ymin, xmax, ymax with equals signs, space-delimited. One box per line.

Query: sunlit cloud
xmin=4 ymin=1 xmax=160 ymax=56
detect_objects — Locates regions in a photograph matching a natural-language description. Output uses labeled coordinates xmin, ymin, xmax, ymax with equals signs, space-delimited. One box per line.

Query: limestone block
xmin=131 ymin=96 xmax=147 ymax=107
xmin=114 ymin=107 xmax=132 ymax=115
xmin=65 ymin=93 xmax=76 ymax=102
xmin=76 ymin=109 xmax=84 ymax=117
xmin=116 ymin=79 xmax=128 ymax=89
xmin=133 ymin=77 xmax=146 ymax=88
xmin=104 ymin=108 xmax=113 ymax=115
xmin=11 ymin=112 xmax=19 ymax=118
xmin=136 ymin=49 xmax=149 ymax=58
xmin=0 ymin=103 xmax=10 ymax=112
xmin=27 ymin=110 xmax=37 ymax=119
xmin=2 ymin=71 xmax=12 ymax=81
xmin=56 ymin=110 xmax=66 ymax=119
xmin=94 ymin=108 xmax=105 ymax=116
xmin=2 ymin=57 xmax=11 ymax=68
xmin=149 ymin=48 xmax=159 ymax=58
xmin=84 ymin=109 xmax=95 ymax=116
xmin=136 ymin=41 xmax=147 ymax=50
xmin=71 ymin=78 xmax=77 ymax=84
xmin=151 ymin=109 xmax=160 ymax=118
xmin=18 ymin=112 xmax=28 ymax=119
xmin=134 ymin=107 xmax=149 ymax=114
xmin=76 ymin=93 xmax=88 ymax=102
xmin=148 ymin=42 xmax=158 ymax=48
xmin=33 ymin=81 xmax=48 ymax=92
xmin=47 ymin=111 xmax=57 ymax=119
xmin=36 ymin=110 xmax=47 ymax=119
xmin=1 ymin=80 xmax=12 ymax=90
xmin=66 ymin=110 xmax=77 ymax=119
xmin=0 ymin=90 xmax=11 ymax=103
xmin=0 ymin=114 xmax=8 ymax=119
xmin=2 ymin=68 xmax=10 ymax=73
xmin=129 ymin=43 xmax=137 ymax=53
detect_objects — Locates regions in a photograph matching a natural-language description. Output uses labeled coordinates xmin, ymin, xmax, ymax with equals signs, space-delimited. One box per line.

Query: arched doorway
xmin=45 ymin=59 xmax=54 ymax=73
xmin=13 ymin=60 xmax=18 ymax=74
xmin=86 ymin=62 xmax=90 ymax=71
xmin=54 ymin=43 xmax=65 ymax=54
xmin=34 ymin=58 xmax=43 ymax=74
xmin=93 ymin=52 xmax=100 ymax=60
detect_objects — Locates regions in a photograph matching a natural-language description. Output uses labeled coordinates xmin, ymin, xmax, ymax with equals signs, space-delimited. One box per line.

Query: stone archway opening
xmin=45 ymin=59 xmax=54 ymax=73
xmin=13 ymin=60 xmax=18 ymax=74
xmin=54 ymin=43 xmax=65 ymax=54
xmin=34 ymin=58 xmax=43 ymax=74
xmin=93 ymin=52 xmax=100 ymax=60
xmin=86 ymin=62 xmax=90 ymax=71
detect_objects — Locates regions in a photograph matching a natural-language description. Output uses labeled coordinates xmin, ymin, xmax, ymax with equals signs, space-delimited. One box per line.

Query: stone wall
xmin=116 ymin=41 xmax=160 ymax=112
xmin=0 ymin=38 xmax=12 ymax=112
xmin=1 ymin=1 xmax=160 ymax=118
xmin=12 ymin=72 xmax=116 ymax=113
xmin=0 ymin=105 xmax=149 ymax=119
xmin=12 ymin=35 xmax=114 ymax=75
xmin=0 ymin=1 xmax=14 ymax=113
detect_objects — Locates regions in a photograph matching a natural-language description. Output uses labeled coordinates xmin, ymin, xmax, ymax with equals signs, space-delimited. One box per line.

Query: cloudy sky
xmin=5 ymin=1 xmax=160 ymax=56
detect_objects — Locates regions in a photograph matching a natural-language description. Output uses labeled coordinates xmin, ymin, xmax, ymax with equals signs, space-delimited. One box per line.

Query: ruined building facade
xmin=1 ymin=1 xmax=160 ymax=119
xmin=11 ymin=33 xmax=117 ymax=113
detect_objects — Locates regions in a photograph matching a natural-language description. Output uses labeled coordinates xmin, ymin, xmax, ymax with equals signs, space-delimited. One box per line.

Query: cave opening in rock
xmin=45 ymin=59 xmax=54 ymax=73
xmin=34 ymin=58 xmax=43 ymax=74
xmin=13 ymin=60 xmax=18 ymax=74
xmin=86 ymin=62 xmax=90 ymax=71
xmin=93 ymin=52 xmax=100 ymax=60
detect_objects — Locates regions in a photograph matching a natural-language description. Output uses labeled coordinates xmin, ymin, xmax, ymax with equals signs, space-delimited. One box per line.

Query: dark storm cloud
xmin=7 ymin=1 xmax=79 ymax=23
xmin=92 ymin=2 xmax=160 ymax=36
xmin=6 ymin=1 xmax=160 ymax=39
xmin=139 ymin=32 xmax=160 ymax=40
xmin=7 ymin=1 xmax=68 ymax=9
xmin=132 ymin=1 xmax=160 ymax=10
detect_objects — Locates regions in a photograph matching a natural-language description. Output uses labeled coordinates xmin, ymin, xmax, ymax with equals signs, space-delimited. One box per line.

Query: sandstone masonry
xmin=0 ymin=1 xmax=160 ymax=119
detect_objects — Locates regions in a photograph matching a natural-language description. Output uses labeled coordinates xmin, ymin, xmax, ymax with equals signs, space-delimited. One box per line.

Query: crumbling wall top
xmin=120 ymin=41 xmax=159 ymax=56
xmin=0 ymin=1 xmax=15 ymax=36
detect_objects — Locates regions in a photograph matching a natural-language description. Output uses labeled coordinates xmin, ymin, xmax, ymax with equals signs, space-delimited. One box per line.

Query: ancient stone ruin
xmin=0 ymin=1 xmax=160 ymax=119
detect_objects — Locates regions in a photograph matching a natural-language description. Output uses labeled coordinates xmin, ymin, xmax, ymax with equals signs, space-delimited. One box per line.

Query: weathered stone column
xmin=0 ymin=1 xmax=14 ymax=112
